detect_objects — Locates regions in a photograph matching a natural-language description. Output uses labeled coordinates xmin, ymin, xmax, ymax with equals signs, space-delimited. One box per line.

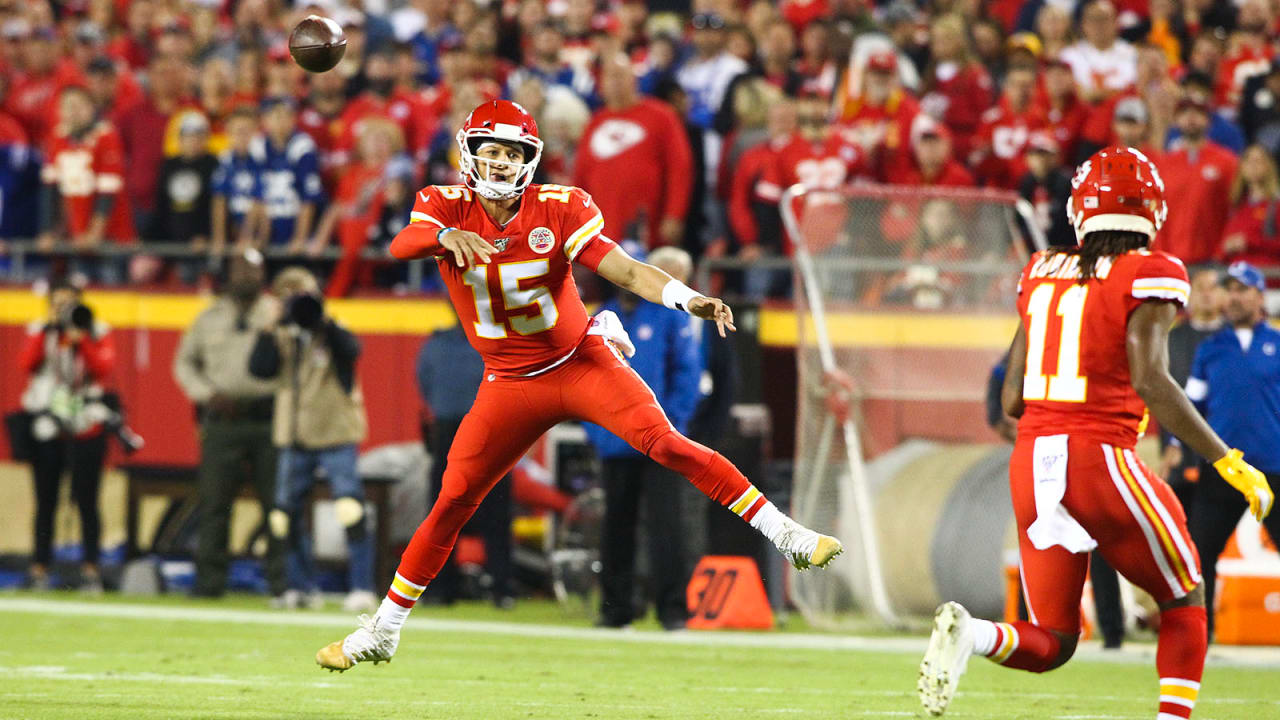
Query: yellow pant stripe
xmin=1113 ymin=449 xmax=1194 ymax=591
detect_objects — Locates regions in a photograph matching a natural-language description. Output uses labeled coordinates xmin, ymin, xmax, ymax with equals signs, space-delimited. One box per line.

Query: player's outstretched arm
xmin=389 ymin=223 xmax=495 ymax=267
xmin=1128 ymin=301 xmax=1274 ymax=521
xmin=595 ymin=245 xmax=737 ymax=337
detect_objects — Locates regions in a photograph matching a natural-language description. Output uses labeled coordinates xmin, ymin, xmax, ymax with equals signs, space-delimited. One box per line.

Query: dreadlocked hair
xmin=1048 ymin=230 xmax=1151 ymax=284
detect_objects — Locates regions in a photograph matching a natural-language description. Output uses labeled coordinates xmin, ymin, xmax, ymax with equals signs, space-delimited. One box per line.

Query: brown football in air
xmin=289 ymin=15 xmax=347 ymax=73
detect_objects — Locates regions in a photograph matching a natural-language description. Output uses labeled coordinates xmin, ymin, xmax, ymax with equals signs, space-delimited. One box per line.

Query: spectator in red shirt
xmin=1220 ymin=144 xmax=1280 ymax=270
xmin=1214 ymin=0 xmax=1273 ymax=111
xmin=971 ymin=62 xmax=1044 ymax=189
xmin=116 ymin=54 xmax=192 ymax=234
xmin=299 ymin=67 xmax=349 ymax=190
xmin=336 ymin=49 xmax=429 ymax=173
xmin=885 ymin=114 xmax=975 ymax=187
xmin=920 ymin=13 xmax=994 ymax=160
xmin=573 ymin=53 xmax=693 ymax=249
xmin=311 ymin=117 xmax=404 ymax=297
xmin=6 ymin=26 xmax=61 ymax=145
xmin=37 ymin=85 xmax=134 ymax=249
xmin=835 ymin=51 xmax=920 ymax=180
xmin=1038 ymin=59 xmax=1089 ymax=164
xmin=1155 ymin=96 xmax=1239 ymax=264
xmin=106 ymin=0 xmax=152 ymax=71
xmin=727 ymin=99 xmax=794 ymax=258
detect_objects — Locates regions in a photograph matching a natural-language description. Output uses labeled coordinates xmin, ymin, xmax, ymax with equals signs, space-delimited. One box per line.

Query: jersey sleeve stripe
xmin=1131 ymin=287 xmax=1189 ymax=305
xmin=410 ymin=211 xmax=446 ymax=227
xmin=1133 ymin=277 xmax=1191 ymax=293
xmin=564 ymin=213 xmax=605 ymax=261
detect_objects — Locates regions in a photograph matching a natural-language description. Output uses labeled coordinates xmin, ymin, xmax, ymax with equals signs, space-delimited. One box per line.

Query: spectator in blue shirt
xmin=1185 ymin=261 xmax=1280 ymax=639
xmin=249 ymin=97 xmax=323 ymax=251
xmin=211 ymin=106 xmax=263 ymax=252
xmin=415 ymin=310 xmax=514 ymax=608
xmin=584 ymin=245 xmax=703 ymax=631
xmin=503 ymin=21 xmax=599 ymax=109
xmin=0 ymin=108 xmax=39 ymax=242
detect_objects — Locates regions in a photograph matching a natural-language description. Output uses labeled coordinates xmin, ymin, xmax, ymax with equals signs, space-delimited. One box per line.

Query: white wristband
xmin=661 ymin=279 xmax=701 ymax=313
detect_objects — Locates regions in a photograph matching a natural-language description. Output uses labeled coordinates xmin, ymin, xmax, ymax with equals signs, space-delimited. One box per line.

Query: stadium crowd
xmin=3 ymin=0 xmax=1280 ymax=294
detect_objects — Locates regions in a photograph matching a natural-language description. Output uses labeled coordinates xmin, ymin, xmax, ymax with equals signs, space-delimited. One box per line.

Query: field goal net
xmin=780 ymin=184 xmax=1042 ymax=629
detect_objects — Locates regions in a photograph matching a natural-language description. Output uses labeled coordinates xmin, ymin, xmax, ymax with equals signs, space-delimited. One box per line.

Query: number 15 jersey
xmin=411 ymin=183 xmax=618 ymax=377
xmin=1015 ymin=248 xmax=1189 ymax=447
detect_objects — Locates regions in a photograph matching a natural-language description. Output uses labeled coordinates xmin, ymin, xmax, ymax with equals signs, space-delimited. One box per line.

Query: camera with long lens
xmin=52 ymin=303 xmax=95 ymax=332
xmin=282 ymin=292 xmax=324 ymax=330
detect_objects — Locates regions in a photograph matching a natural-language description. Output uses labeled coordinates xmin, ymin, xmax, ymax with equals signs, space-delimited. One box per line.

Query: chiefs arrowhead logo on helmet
xmin=1067 ymin=146 xmax=1168 ymax=245
xmin=455 ymin=100 xmax=544 ymax=200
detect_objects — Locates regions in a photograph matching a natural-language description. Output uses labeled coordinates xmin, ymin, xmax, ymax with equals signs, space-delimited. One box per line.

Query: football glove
xmin=1213 ymin=449 xmax=1275 ymax=522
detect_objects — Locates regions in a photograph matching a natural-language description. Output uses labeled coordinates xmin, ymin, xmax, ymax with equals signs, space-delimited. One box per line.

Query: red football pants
xmin=1011 ymin=436 xmax=1202 ymax=633
xmin=396 ymin=335 xmax=750 ymax=587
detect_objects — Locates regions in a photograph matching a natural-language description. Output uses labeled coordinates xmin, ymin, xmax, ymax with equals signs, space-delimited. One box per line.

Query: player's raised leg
xmin=316 ymin=379 xmax=554 ymax=671
xmin=569 ymin=337 xmax=841 ymax=569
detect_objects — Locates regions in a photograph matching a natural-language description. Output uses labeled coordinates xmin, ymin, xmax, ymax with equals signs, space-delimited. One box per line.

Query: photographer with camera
xmin=249 ymin=267 xmax=374 ymax=612
xmin=173 ymin=249 xmax=286 ymax=600
xmin=16 ymin=276 xmax=115 ymax=592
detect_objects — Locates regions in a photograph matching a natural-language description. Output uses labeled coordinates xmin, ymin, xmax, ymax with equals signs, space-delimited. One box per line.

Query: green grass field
xmin=0 ymin=593 xmax=1276 ymax=720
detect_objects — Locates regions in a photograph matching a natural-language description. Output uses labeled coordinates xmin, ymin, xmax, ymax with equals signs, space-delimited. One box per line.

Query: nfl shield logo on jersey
xmin=493 ymin=237 xmax=511 ymax=251
xmin=529 ymin=227 xmax=555 ymax=253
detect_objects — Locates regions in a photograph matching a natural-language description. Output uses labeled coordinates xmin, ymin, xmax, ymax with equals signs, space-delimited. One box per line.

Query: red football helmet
xmin=455 ymin=100 xmax=544 ymax=200
xmin=1067 ymin=146 xmax=1167 ymax=244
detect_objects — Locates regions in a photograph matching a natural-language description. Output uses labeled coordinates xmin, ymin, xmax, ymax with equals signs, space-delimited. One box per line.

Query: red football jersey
xmin=755 ymin=131 xmax=868 ymax=202
xmin=41 ymin=121 xmax=135 ymax=241
xmin=971 ymin=99 xmax=1045 ymax=189
xmin=410 ymin=183 xmax=617 ymax=376
xmin=1015 ymin=249 xmax=1189 ymax=447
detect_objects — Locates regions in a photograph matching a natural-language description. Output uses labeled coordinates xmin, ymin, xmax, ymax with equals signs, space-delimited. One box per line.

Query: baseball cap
xmin=1176 ymin=94 xmax=1212 ymax=115
xmin=867 ymin=50 xmax=897 ymax=73
xmin=2 ymin=18 xmax=30 ymax=40
xmin=178 ymin=111 xmax=210 ymax=136
xmin=910 ymin=113 xmax=948 ymax=147
xmin=1026 ymin=130 xmax=1059 ymax=156
xmin=1007 ymin=32 xmax=1043 ymax=58
xmin=1113 ymin=96 xmax=1148 ymax=124
xmin=1226 ymin=261 xmax=1266 ymax=292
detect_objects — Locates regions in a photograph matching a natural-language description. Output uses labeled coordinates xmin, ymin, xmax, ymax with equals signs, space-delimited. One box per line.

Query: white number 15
xmin=461 ymin=260 xmax=559 ymax=339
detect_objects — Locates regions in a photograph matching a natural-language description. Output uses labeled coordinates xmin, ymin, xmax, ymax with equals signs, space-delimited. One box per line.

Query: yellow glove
xmin=1214 ymin=449 xmax=1275 ymax=522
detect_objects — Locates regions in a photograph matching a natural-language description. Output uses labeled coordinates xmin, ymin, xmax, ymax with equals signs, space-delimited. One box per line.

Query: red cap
xmin=1027 ymin=130 xmax=1059 ymax=156
xmin=867 ymin=50 xmax=897 ymax=73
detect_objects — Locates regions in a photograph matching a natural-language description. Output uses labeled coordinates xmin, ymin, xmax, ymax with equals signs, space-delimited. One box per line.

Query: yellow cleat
xmin=315 ymin=614 xmax=399 ymax=671
xmin=316 ymin=641 xmax=355 ymax=672
xmin=807 ymin=534 xmax=844 ymax=569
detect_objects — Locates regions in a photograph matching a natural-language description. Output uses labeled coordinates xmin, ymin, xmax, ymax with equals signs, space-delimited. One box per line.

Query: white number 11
xmin=1023 ymin=282 xmax=1089 ymax=403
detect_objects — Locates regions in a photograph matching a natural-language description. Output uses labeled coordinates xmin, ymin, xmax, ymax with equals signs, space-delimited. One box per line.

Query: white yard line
xmin=1 ymin=596 xmax=1278 ymax=671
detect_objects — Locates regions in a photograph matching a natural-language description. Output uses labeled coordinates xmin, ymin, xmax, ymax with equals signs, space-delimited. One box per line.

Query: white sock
xmin=970 ymin=618 xmax=998 ymax=656
xmin=748 ymin=501 xmax=787 ymax=544
xmin=374 ymin=597 xmax=410 ymax=632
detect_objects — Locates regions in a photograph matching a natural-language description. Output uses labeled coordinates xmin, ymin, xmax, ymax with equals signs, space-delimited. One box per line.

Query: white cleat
xmin=316 ymin=613 xmax=399 ymax=672
xmin=773 ymin=518 xmax=843 ymax=570
xmin=918 ymin=601 xmax=975 ymax=716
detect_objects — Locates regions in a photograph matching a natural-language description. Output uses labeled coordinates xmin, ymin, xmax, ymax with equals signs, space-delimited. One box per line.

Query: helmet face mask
xmin=1067 ymin=146 xmax=1168 ymax=245
xmin=455 ymin=100 xmax=543 ymax=200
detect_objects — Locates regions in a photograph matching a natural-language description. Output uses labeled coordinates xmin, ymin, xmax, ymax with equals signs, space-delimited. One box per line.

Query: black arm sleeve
xmin=324 ymin=319 xmax=361 ymax=393
xmin=248 ymin=331 xmax=282 ymax=379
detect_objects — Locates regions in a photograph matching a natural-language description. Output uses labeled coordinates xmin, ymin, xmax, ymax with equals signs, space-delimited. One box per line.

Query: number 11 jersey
xmin=1015 ymin=248 xmax=1190 ymax=447
xmin=411 ymin=183 xmax=618 ymax=377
